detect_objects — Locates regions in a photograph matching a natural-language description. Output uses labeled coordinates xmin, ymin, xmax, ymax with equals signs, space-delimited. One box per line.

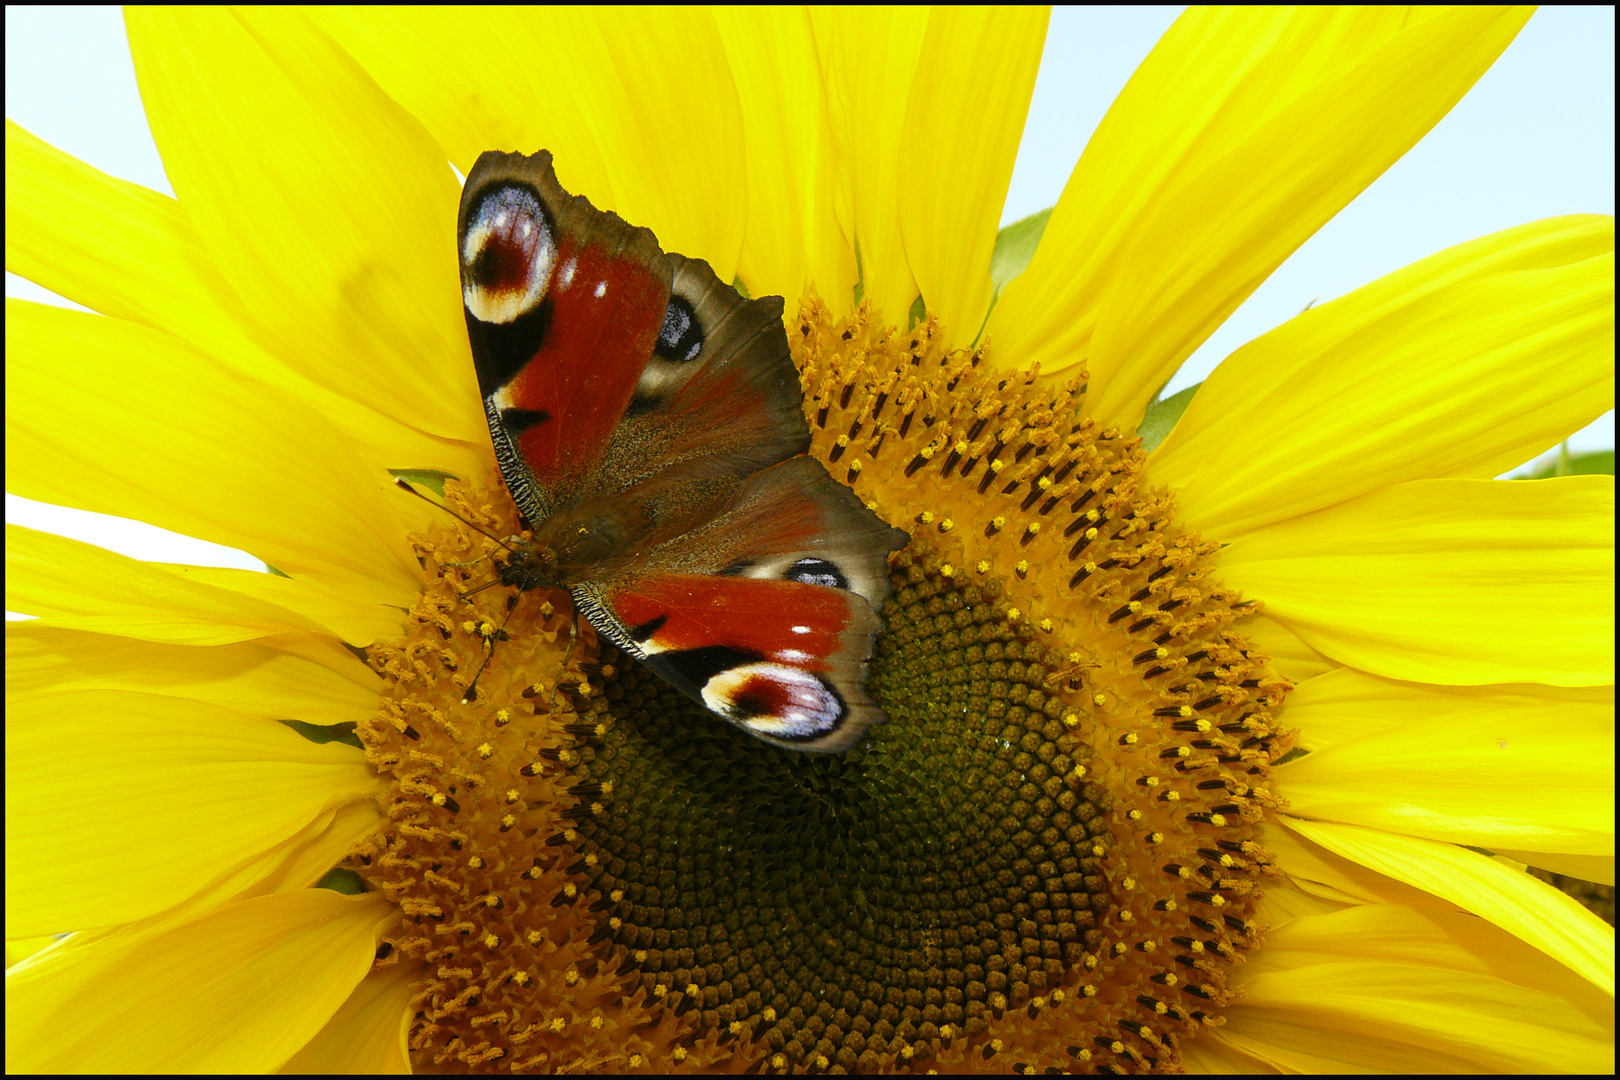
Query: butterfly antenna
xmin=394 ymin=477 xmax=518 ymax=554
xmin=395 ymin=478 xmax=519 ymax=599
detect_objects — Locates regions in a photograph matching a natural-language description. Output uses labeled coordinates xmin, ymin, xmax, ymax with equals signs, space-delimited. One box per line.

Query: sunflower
xmin=6 ymin=6 xmax=1614 ymax=1075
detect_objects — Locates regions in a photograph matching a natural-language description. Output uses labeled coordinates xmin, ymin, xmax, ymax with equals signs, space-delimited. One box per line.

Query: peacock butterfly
xmin=454 ymin=149 xmax=908 ymax=753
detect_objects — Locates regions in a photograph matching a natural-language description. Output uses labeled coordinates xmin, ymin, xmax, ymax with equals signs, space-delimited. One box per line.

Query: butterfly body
xmin=456 ymin=150 xmax=907 ymax=752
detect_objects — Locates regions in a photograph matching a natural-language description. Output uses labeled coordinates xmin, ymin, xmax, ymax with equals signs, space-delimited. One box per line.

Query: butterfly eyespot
xmin=655 ymin=295 xmax=704 ymax=362
xmin=461 ymin=184 xmax=556 ymax=325
xmin=702 ymin=663 xmax=847 ymax=740
xmin=783 ymin=557 xmax=848 ymax=590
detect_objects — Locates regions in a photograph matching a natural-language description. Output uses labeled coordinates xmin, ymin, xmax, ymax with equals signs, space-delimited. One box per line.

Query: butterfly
xmin=454 ymin=149 xmax=908 ymax=753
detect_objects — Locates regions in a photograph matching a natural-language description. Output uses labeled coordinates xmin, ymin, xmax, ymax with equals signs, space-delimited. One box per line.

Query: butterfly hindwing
xmin=574 ymin=456 xmax=909 ymax=752
xmin=458 ymin=150 xmax=671 ymax=520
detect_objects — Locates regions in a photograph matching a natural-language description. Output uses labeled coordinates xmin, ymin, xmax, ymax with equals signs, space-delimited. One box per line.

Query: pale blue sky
xmin=5 ymin=6 xmax=1614 ymax=567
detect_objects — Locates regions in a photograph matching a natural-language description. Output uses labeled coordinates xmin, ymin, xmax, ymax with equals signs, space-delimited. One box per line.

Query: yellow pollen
xmin=938 ymin=517 xmax=955 ymax=532
xmin=975 ymin=560 xmax=991 ymax=574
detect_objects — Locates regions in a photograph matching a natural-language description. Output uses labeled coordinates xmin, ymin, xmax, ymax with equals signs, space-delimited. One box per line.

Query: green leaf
xmin=316 ymin=868 xmax=369 ymax=895
xmin=1136 ymin=382 xmax=1201 ymax=453
xmin=387 ymin=468 xmax=458 ymax=497
xmin=281 ymin=719 xmax=363 ymax=749
xmin=1513 ymin=448 xmax=1614 ymax=479
xmin=974 ymin=206 xmax=1053 ymax=345
xmin=851 ymin=237 xmax=865 ymax=306
xmin=989 ymin=206 xmax=1052 ymax=298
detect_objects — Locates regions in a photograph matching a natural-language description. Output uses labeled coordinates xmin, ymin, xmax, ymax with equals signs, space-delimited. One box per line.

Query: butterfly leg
xmin=459 ymin=589 xmax=522 ymax=704
xmin=543 ymin=605 xmax=585 ymax=716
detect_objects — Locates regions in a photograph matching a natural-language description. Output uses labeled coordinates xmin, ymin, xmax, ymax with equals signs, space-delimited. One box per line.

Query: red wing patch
xmin=458 ymin=150 xmax=671 ymax=518
xmin=609 ymin=575 xmax=853 ymax=670
xmin=583 ymin=573 xmax=887 ymax=753
xmin=499 ymin=233 xmax=668 ymax=486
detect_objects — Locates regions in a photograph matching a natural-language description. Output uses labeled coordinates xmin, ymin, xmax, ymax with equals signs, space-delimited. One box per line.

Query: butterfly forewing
xmin=458 ymin=150 xmax=671 ymax=518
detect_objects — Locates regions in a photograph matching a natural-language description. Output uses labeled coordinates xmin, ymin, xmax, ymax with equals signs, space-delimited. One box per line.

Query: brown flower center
xmin=355 ymin=298 xmax=1294 ymax=1074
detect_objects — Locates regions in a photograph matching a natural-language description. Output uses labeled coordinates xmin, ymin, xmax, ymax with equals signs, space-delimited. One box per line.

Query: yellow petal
xmin=532 ymin=9 xmax=748 ymax=277
xmin=1493 ymin=849 xmax=1615 ymax=888
xmin=325 ymin=8 xmax=751 ymax=270
xmin=6 ymin=688 xmax=383 ymax=937
xmin=988 ymin=6 xmax=1532 ymax=427
xmin=1281 ymin=818 xmax=1615 ymax=1000
xmin=713 ymin=8 xmax=856 ymax=306
xmin=1151 ymin=216 xmax=1615 ymax=538
xmin=5 ymin=120 xmax=487 ymax=483
xmin=4 ymin=889 xmax=394 ymax=1073
xmin=124 ymin=8 xmax=478 ymax=444
xmin=281 ymin=963 xmax=417 ymax=1073
xmin=7 ymin=622 xmax=379 ymax=728
xmin=815 ymin=7 xmax=930 ymax=322
xmin=1215 ymin=902 xmax=1615 ymax=1072
xmin=6 ymin=301 xmax=423 ymax=610
xmin=1240 ymin=613 xmax=1339 ymax=685
xmin=1216 ymin=477 xmax=1613 ymax=686
xmin=309 ymin=8 xmax=619 ymax=204
xmin=898 ymin=7 xmax=1047 ymax=341
xmin=1281 ymin=670 xmax=1612 ymax=855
